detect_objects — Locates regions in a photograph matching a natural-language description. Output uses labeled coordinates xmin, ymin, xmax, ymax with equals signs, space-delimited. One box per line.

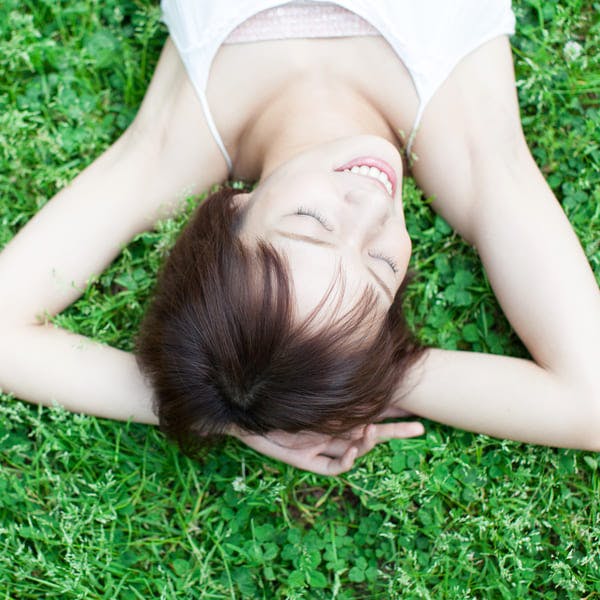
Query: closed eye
xmin=368 ymin=251 xmax=399 ymax=274
xmin=273 ymin=229 xmax=395 ymax=301
xmin=295 ymin=206 xmax=333 ymax=231
xmin=295 ymin=207 xmax=398 ymax=274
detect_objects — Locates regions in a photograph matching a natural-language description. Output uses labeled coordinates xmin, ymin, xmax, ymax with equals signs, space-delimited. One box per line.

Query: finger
xmin=372 ymin=421 xmax=425 ymax=441
xmin=318 ymin=425 xmax=377 ymax=458
xmin=351 ymin=423 xmax=378 ymax=459
xmin=284 ymin=444 xmax=357 ymax=476
xmin=324 ymin=445 xmax=358 ymax=475
xmin=319 ymin=437 xmax=356 ymax=457
xmin=346 ymin=425 xmax=368 ymax=440
xmin=323 ymin=422 xmax=404 ymax=461
xmin=317 ymin=426 xmax=371 ymax=457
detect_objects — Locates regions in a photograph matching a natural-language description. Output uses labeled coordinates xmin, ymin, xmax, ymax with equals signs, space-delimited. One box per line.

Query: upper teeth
xmin=343 ymin=165 xmax=393 ymax=195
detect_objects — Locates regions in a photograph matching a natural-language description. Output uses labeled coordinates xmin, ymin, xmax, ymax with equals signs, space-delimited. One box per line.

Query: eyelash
xmin=368 ymin=251 xmax=399 ymax=274
xmin=295 ymin=206 xmax=332 ymax=230
xmin=295 ymin=206 xmax=398 ymax=274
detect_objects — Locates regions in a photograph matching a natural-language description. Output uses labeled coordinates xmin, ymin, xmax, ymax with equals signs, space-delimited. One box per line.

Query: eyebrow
xmin=274 ymin=230 xmax=394 ymax=303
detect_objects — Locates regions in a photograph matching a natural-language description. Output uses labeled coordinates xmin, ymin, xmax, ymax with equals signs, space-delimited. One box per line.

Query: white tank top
xmin=161 ymin=0 xmax=515 ymax=172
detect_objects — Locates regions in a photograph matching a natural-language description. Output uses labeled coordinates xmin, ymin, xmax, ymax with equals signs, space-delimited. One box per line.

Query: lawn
xmin=1 ymin=1 xmax=599 ymax=598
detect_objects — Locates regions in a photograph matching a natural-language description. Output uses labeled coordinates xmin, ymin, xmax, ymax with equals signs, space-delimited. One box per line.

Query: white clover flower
xmin=563 ymin=40 xmax=583 ymax=62
xmin=232 ymin=476 xmax=248 ymax=492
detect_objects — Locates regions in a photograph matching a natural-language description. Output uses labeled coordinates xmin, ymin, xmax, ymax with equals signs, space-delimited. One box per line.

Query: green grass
xmin=1 ymin=0 xmax=599 ymax=598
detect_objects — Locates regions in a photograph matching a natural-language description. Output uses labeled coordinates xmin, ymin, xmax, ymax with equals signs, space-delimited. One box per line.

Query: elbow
xmin=0 ymin=320 xmax=37 ymax=337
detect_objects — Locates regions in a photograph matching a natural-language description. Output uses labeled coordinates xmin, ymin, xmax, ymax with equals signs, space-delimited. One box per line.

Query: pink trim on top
xmin=224 ymin=2 xmax=380 ymax=44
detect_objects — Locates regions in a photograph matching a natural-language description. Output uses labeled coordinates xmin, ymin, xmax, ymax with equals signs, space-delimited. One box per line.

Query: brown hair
xmin=136 ymin=186 xmax=425 ymax=453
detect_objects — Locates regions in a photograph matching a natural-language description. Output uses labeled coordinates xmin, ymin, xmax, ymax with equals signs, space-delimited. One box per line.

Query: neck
xmin=253 ymin=79 xmax=394 ymax=181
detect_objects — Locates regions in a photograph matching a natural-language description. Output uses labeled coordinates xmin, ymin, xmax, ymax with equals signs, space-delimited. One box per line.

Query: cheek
xmin=285 ymin=247 xmax=340 ymax=319
xmin=399 ymin=231 xmax=413 ymax=274
xmin=404 ymin=231 xmax=412 ymax=256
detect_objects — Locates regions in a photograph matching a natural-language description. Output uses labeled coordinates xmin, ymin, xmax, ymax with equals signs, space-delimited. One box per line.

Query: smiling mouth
xmin=334 ymin=157 xmax=397 ymax=197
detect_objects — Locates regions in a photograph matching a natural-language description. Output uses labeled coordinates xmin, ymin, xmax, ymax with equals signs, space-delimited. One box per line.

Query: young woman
xmin=1 ymin=0 xmax=598 ymax=475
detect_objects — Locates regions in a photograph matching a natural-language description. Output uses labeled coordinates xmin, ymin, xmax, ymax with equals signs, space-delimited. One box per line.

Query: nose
xmin=346 ymin=181 xmax=390 ymax=206
xmin=341 ymin=186 xmax=391 ymax=239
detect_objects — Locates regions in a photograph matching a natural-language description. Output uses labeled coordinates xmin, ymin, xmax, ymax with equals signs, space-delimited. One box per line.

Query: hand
xmin=232 ymin=417 xmax=424 ymax=475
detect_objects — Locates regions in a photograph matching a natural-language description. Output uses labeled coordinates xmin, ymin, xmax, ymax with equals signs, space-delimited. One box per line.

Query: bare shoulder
xmin=408 ymin=36 xmax=531 ymax=240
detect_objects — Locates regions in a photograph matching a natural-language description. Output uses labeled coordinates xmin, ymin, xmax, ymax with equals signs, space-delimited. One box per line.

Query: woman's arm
xmin=0 ymin=39 xmax=228 ymax=423
xmin=0 ymin=35 xmax=422 ymax=470
xmin=398 ymin=36 xmax=600 ymax=449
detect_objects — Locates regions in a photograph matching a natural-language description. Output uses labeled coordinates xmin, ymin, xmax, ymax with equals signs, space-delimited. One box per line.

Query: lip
xmin=334 ymin=156 xmax=398 ymax=198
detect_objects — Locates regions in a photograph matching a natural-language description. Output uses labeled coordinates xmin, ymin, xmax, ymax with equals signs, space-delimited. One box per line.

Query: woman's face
xmin=238 ymin=136 xmax=412 ymax=319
